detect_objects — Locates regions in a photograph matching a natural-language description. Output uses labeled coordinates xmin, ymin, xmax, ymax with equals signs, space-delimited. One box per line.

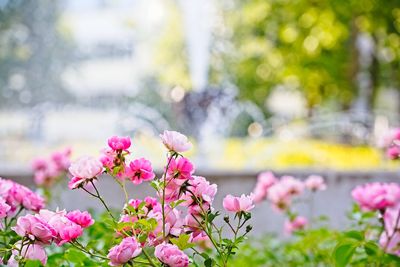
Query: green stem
xmin=89 ymin=181 xmax=116 ymax=222
xmin=161 ymin=152 xmax=176 ymax=239
xmin=142 ymin=248 xmax=158 ymax=267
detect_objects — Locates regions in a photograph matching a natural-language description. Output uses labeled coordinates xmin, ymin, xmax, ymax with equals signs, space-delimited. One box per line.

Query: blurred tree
xmin=0 ymin=0 xmax=72 ymax=108
xmin=224 ymin=0 xmax=400 ymax=115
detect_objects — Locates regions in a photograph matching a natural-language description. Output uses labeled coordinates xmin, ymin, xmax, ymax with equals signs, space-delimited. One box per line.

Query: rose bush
xmin=1 ymin=130 xmax=253 ymax=266
xmin=1 ymin=129 xmax=400 ymax=266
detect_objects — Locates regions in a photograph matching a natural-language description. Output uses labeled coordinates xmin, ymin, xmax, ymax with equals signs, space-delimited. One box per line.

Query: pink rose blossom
xmin=12 ymin=214 xmax=56 ymax=244
xmin=66 ymin=210 xmax=94 ymax=228
xmin=387 ymin=146 xmax=400 ymax=160
xmin=127 ymin=158 xmax=155 ymax=184
xmin=51 ymin=148 xmax=72 ymax=170
xmin=379 ymin=206 xmax=400 ymax=255
xmin=6 ymin=182 xmax=45 ymax=212
xmin=160 ymin=130 xmax=192 ymax=153
xmin=267 ymin=183 xmax=291 ymax=211
xmin=0 ymin=197 xmax=10 ymax=218
xmin=107 ymin=237 xmax=142 ymax=266
xmin=164 ymin=207 xmax=184 ymax=237
xmin=39 ymin=209 xmax=83 ymax=245
xmin=252 ymin=172 xmax=276 ymax=203
xmin=305 ymin=175 xmax=327 ymax=191
xmin=284 ymin=216 xmax=308 ymax=235
xmin=155 ymin=243 xmax=189 ymax=267
xmin=223 ymin=194 xmax=255 ymax=213
xmin=108 ymin=136 xmax=131 ymax=151
xmin=351 ymin=182 xmax=400 ymax=211
xmin=10 ymin=242 xmax=48 ymax=266
xmin=280 ymin=176 xmax=304 ymax=196
xmin=162 ymin=180 xmax=182 ymax=203
xmin=167 ymin=157 xmax=194 ymax=185
xmin=68 ymin=156 xmax=103 ymax=189
xmin=183 ymin=176 xmax=217 ymax=208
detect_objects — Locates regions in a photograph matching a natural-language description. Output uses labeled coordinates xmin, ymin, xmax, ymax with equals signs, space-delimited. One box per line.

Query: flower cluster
xmin=351 ymin=182 xmax=400 ymax=211
xmin=351 ymin=182 xmax=400 ymax=256
xmin=63 ymin=130 xmax=253 ymax=267
xmin=11 ymin=209 xmax=93 ymax=264
xmin=32 ymin=148 xmax=71 ymax=187
xmin=252 ymin=172 xmax=326 ymax=234
xmin=0 ymin=178 xmax=45 ymax=214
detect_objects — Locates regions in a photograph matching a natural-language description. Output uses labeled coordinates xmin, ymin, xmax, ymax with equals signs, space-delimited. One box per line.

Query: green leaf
xmin=170 ymin=234 xmax=195 ymax=250
xmin=24 ymin=260 xmax=42 ymax=267
xmin=170 ymin=199 xmax=186 ymax=209
xmin=204 ymin=258 xmax=215 ymax=267
xmin=65 ymin=248 xmax=88 ymax=263
xmin=344 ymin=230 xmax=364 ymax=241
xmin=364 ymin=241 xmax=379 ymax=256
xmin=333 ymin=241 xmax=357 ymax=267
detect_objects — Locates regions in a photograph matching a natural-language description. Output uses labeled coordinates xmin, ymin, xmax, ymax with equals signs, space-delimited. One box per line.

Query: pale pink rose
xmin=107 ymin=237 xmax=142 ymax=266
xmin=223 ymin=194 xmax=255 ymax=213
xmin=0 ymin=197 xmax=10 ymax=218
xmin=12 ymin=214 xmax=56 ymax=244
xmin=252 ymin=172 xmax=277 ymax=203
xmin=10 ymin=241 xmax=48 ymax=266
xmin=351 ymin=182 xmax=400 ymax=211
xmin=167 ymin=157 xmax=194 ymax=185
xmin=280 ymin=176 xmax=304 ymax=196
xmin=126 ymin=158 xmax=155 ymax=184
xmin=108 ymin=136 xmax=131 ymax=151
xmin=51 ymin=147 xmax=72 ymax=170
xmin=162 ymin=180 xmax=183 ymax=203
xmin=155 ymin=243 xmax=189 ymax=267
xmin=164 ymin=207 xmax=184 ymax=237
xmin=284 ymin=216 xmax=308 ymax=235
xmin=66 ymin=210 xmax=94 ymax=228
xmin=267 ymin=183 xmax=292 ymax=211
xmin=305 ymin=175 xmax=327 ymax=191
xmin=183 ymin=176 xmax=217 ymax=208
xmin=68 ymin=156 xmax=103 ymax=189
xmin=160 ymin=130 xmax=192 ymax=153
xmin=379 ymin=206 xmax=400 ymax=255
xmin=38 ymin=209 xmax=83 ymax=245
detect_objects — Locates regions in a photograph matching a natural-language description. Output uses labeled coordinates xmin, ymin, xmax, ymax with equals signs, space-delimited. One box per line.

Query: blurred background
xmin=1 ymin=0 xmax=400 ymax=173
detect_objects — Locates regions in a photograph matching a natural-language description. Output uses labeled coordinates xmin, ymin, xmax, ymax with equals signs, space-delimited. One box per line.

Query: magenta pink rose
xmin=127 ymin=158 xmax=155 ymax=184
xmin=167 ymin=157 xmax=194 ymax=185
xmin=284 ymin=216 xmax=308 ymax=235
xmin=351 ymin=182 xmax=400 ymax=211
xmin=66 ymin=210 xmax=94 ymax=228
xmin=387 ymin=146 xmax=400 ymax=160
xmin=12 ymin=214 xmax=56 ymax=244
xmin=155 ymin=243 xmax=189 ymax=267
xmin=108 ymin=136 xmax=131 ymax=151
xmin=68 ymin=156 xmax=103 ymax=189
xmin=107 ymin=237 xmax=142 ymax=266
xmin=160 ymin=130 xmax=192 ymax=153
xmin=305 ymin=175 xmax=327 ymax=192
xmin=223 ymin=194 xmax=255 ymax=213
